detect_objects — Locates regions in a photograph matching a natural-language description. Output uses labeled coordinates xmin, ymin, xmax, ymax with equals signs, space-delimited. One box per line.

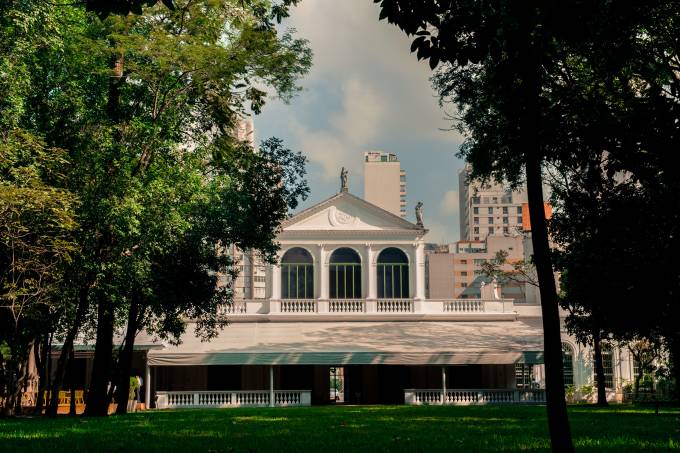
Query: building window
xmin=460 ymin=271 xmax=467 ymax=276
xmin=330 ymin=248 xmax=362 ymax=299
xmin=473 ymin=217 xmax=479 ymax=224
xmin=473 ymin=236 xmax=479 ymax=241
xmin=488 ymin=207 xmax=493 ymax=214
xmin=503 ymin=217 xmax=509 ymax=224
xmin=517 ymin=216 xmax=523 ymax=225
xmin=488 ymin=217 xmax=494 ymax=224
xmin=460 ymin=260 xmax=467 ymax=264
xmin=473 ymin=207 xmax=479 ymax=214
xmin=472 ymin=197 xmax=480 ymax=204
xmin=503 ymin=206 xmax=508 ymax=214
xmin=515 ymin=364 xmax=533 ymax=389
xmin=562 ymin=343 xmax=574 ymax=387
xmin=461 ymin=282 xmax=467 ymax=288
xmin=488 ymin=227 xmax=494 ymax=235
xmin=593 ymin=344 xmax=614 ymax=389
xmin=377 ymin=247 xmax=409 ymax=299
xmin=503 ymin=227 xmax=509 ymax=234
xmin=281 ymin=247 xmax=314 ymax=299
xmin=517 ymin=206 xmax=523 ymax=214
xmin=473 ymin=227 xmax=479 ymax=234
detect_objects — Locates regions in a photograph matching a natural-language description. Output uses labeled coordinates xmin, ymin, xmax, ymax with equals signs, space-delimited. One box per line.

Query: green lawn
xmin=1 ymin=405 xmax=679 ymax=452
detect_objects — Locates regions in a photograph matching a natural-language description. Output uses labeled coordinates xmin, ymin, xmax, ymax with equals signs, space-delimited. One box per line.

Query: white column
xmin=272 ymin=262 xmax=281 ymax=299
xmin=415 ymin=241 xmax=426 ymax=300
xmin=367 ymin=244 xmax=377 ymax=300
xmin=145 ymin=357 xmax=151 ymax=409
xmin=441 ymin=366 xmax=447 ymax=405
xmin=319 ymin=245 xmax=329 ymax=299
xmin=269 ymin=366 xmax=275 ymax=407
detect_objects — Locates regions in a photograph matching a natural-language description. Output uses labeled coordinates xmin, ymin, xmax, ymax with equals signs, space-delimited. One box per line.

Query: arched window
xmin=281 ymin=248 xmax=313 ymax=299
xmin=329 ymin=248 xmax=361 ymax=299
xmin=562 ymin=343 xmax=574 ymax=387
xmin=377 ymin=248 xmax=409 ymax=299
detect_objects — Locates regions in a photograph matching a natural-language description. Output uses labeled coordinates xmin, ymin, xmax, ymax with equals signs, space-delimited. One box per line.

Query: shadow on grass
xmin=0 ymin=405 xmax=678 ymax=452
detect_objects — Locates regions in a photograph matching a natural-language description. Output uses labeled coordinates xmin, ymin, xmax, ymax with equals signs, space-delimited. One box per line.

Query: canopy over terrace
xmin=147 ymin=320 xmax=544 ymax=366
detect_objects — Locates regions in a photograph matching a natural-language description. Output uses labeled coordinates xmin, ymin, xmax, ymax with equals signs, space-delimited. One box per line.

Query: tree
xmin=2 ymin=0 xmax=311 ymax=416
xmin=0 ymin=132 xmax=78 ymax=416
xmin=375 ymin=2 xmax=574 ymax=449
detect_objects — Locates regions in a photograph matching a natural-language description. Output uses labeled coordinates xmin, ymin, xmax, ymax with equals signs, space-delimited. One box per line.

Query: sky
xmin=254 ymin=0 xmax=466 ymax=243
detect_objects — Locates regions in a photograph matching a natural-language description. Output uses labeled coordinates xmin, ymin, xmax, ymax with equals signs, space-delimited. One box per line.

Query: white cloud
xmin=440 ymin=190 xmax=460 ymax=214
xmin=289 ymin=77 xmax=385 ymax=182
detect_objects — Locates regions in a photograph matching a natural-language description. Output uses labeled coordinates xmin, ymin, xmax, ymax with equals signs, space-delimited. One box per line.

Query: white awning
xmin=146 ymin=320 xmax=544 ymax=366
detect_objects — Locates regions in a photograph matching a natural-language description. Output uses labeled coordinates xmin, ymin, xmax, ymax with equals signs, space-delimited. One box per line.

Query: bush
xmin=129 ymin=377 xmax=139 ymax=400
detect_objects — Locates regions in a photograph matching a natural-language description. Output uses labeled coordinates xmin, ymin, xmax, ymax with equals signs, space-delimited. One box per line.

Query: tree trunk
xmin=520 ymin=44 xmax=573 ymax=451
xmin=669 ymin=336 xmax=680 ymax=402
xmin=115 ymin=297 xmax=140 ymax=415
xmin=592 ymin=330 xmax=608 ymax=406
xmin=1 ymin=342 xmax=31 ymax=417
xmin=68 ymin=347 xmax=77 ymax=416
xmin=634 ymin=369 xmax=642 ymax=400
xmin=84 ymin=293 xmax=115 ymax=417
xmin=48 ymin=279 xmax=90 ymax=416
xmin=34 ymin=336 xmax=47 ymax=415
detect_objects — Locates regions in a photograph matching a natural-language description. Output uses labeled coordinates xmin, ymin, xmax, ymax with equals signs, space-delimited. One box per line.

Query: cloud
xmin=423 ymin=219 xmax=454 ymax=245
xmin=289 ymin=77 xmax=386 ymax=182
xmin=440 ymin=190 xmax=460 ymax=214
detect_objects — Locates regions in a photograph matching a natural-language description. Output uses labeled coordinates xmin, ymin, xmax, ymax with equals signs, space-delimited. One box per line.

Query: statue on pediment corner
xmin=340 ymin=167 xmax=348 ymax=192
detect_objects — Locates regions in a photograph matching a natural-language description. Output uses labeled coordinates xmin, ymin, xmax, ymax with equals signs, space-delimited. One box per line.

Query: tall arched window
xmin=329 ymin=248 xmax=361 ymax=299
xmin=377 ymin=248 xmax=409 ymax=299
xmin=562 ymin=343 xmax=574 ymax=387
xmin=281 ymin=247 xmax=314 ymax=299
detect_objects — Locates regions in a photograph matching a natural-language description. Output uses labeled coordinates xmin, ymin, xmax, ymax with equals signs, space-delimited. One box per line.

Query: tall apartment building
xmin=364 ymin=151 xmax=407 ymax=217
xmin=458 ymin=164 xmax=528 ymax=241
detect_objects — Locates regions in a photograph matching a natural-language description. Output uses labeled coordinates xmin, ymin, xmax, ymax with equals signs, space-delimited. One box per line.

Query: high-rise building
xmin=224 ymin=245 xmax=267 ymax=300
xmin=458 ymin=164 xmax=528 ymax=241
xmin=364 ymin=151 xmax=406 ymax=217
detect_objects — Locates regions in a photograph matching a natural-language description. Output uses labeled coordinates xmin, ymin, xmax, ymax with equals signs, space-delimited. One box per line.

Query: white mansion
xmin=68 ymin=184 xmax=638 ymax=409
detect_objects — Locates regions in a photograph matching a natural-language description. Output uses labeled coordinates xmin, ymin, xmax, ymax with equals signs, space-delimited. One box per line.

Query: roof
xmin=281 ymin=190 xmax=426 ymax=234
xmin=146 ymin=320 xmax=544 ymax=366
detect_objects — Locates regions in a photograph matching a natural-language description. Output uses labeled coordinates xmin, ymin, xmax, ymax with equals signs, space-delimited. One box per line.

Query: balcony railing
xmin=156 ymin=390 xmax=311 ymax=409
xmin=404 ymin=389 xmax=546 ymax=405
xmin=219 ymin=298 xmax=516 ymax=318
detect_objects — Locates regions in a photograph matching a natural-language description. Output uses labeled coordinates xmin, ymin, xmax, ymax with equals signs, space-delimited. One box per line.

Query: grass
xmin=1 ymin=405 xmax=679 ymax=452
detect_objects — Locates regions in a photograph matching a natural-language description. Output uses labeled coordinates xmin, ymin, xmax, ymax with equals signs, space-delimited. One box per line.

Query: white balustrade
xmin=219 ymin=301 xmax=247 ymax=315
xmin=443 ymin=299 xmax=484 ymax=313
xmin=156 ymin=390 xmax=311 ymax=409
xmin=215 ymin=298 xmax=514 ymax=317
xmin=377 ymin=299 xmax=414 ymax=313
xmin=329 ymin=299 xmax=365 ymax=313
xmin=404 ymin=389 xmax=546 ymax=405
xmin=281 ymin=299 xmax=317 ymax=313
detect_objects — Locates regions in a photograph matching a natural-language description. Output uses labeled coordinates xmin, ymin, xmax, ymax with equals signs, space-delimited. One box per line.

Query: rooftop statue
xmin=415 ymin=201 xmax=424 ymax=227
xmin=340 ymin=167 xmax=348 ymax=192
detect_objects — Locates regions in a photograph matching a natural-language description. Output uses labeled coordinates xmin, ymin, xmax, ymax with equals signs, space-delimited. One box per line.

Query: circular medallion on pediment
xmin=329 ymin=206 xmax=358 ymax=227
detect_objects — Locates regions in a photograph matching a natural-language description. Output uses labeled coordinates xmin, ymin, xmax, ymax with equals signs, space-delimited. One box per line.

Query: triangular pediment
xmin=282 ymin=191 xmax=425 ymax=233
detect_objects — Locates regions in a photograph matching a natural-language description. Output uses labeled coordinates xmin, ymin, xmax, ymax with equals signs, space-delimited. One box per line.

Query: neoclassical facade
xmin=54 ymin=188 xmax=638 ymax=410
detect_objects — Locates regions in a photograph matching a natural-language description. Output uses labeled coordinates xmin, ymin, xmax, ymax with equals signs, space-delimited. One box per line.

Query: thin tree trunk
xmin=68 ymin=347 xmax=76 ymax=416
xmin=592 ymin=330 xmax=608 ymax=406
xmin=669 ymin=336 xmax=680 ymax=402
xmin=48 ymin=279 xmax=90 ymax=417
xmin=634 ymin=369 xmax=642 ymax=399
xmin=34 ymin=335 xmax=47 ymax=415
xmin=84 ymin=293 xmax=115 ymax=417
xmin=520 ymin=45 xmax=573 ymax=451
xmin=115 ymin=297 xmax=140 ymax=415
